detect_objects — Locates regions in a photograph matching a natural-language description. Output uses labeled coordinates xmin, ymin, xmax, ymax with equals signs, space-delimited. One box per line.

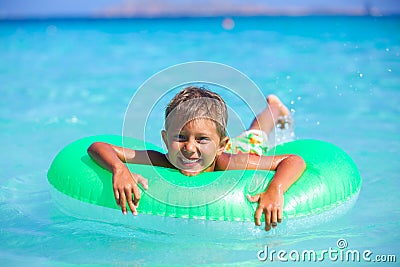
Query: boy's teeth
xmin=181 ymin=157 xmax=199 ymax=164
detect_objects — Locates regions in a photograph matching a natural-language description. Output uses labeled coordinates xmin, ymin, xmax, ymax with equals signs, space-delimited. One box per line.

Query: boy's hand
xmin=246 ymin=185 xmax=284 ymax=231
xmin=112 ymin=165 xmax=148 ymax=215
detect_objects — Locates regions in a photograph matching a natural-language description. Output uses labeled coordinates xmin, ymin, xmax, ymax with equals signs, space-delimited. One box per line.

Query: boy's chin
xmin=178 ymin=169 xmax=203 ymax=176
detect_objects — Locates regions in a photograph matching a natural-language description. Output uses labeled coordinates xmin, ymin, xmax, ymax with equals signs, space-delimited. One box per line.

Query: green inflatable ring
xmin=47 ymin=135 xmax=361 ymax=222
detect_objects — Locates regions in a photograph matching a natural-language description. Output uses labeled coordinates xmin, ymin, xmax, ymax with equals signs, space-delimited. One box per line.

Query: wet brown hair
xmin=165 ymin=86 xmax=228 ymax=138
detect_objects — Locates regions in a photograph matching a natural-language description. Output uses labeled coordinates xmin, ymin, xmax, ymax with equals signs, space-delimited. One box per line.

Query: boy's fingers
xmin=113 ymin=189 xmax=120 ymax=206
xmin=127 ymin=199 xmax=136 ymax=215
xmin=137 ymin=176 xmax=148 ymax=190
xmin=127 ymin=196 xmax=137 ymax=216
xmin=254 ymin=207 xmax=263 ymax=226
xmin=123 ymin=188 xmax=136 ymax=215
xmin=119 ymin=191 xmax=127 ymax=214
xmin=265 ymin=210 xmax=271 ymax=231
xmin=246 ymin=194 xmax=260 ymax=203
xmin=271 ymin=207 xmax=278 ymax=228
xmin=132 ymin=185 xmax=141 ymax=207
xmin=278 ymin=208 xmax=283 ymax=223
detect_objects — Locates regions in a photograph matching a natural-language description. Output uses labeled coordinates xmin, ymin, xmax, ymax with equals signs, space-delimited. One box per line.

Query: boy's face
xmin=162 ymin=118 xmax=228 ymax=176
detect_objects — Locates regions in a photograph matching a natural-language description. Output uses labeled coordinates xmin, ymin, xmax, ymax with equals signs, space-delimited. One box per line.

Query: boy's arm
xmin=248 ymin=154 xmax=305 ymax=231
xmin=87 ymin=142 xmax=167 ymax=215
xmin=88 ymin=142 xmax=166 ymax=166
xmin=217 ymin=153 xmax=306 ymax=231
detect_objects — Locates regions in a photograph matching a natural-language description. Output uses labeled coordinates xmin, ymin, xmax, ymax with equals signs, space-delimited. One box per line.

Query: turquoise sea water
xmin=0 ymin=17 xmax=399 ymax=266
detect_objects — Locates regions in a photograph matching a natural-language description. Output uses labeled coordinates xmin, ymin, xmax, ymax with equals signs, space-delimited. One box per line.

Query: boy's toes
xmin=266 ymin=94 xmax=280 ymax=105
xmin=267 ymin=94 xmax=290 ymax=116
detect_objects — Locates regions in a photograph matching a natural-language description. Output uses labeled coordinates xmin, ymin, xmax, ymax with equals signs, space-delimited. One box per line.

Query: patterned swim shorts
xmin=225 ymin=129 xmax=269 ymax=156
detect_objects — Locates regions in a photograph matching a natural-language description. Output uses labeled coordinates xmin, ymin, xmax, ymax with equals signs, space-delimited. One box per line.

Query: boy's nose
xmin=184 ymin=139 xmax=197 ymax=153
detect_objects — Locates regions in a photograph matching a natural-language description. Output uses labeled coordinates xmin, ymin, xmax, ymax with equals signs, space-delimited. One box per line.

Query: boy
xmin=88 ymin=86 xmax=306 ymax=231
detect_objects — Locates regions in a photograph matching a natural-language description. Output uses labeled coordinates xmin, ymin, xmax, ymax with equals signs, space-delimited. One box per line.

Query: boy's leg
xmin=247 ymin=95 xmax=290 ymax=135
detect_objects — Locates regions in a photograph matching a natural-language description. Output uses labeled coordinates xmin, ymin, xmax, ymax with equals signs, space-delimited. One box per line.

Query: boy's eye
xmin=174 ymin=134 xmax=187 ymax=141
xmin=196 ymin=137 xmax=210 ymax=144
xmin=173 ymin=135 xmax=211 ymax=143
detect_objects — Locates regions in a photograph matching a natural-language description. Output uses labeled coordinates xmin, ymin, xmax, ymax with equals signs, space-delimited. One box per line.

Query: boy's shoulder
xmin=215 ymin=153 xmax=233 ymax=171
xmin=146 ymin=150 xmax=173 ymax=168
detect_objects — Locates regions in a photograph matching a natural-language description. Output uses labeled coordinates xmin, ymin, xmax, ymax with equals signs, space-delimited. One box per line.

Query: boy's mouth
xmin=178 ymin=156 xmax=202 ymax=167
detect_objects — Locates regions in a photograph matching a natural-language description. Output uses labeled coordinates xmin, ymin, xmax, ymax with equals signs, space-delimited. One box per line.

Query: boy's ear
xmin=217 ymin=136 xmax=229 ymax=155
xmin=161 ymin=130 xmax=168 ymax=148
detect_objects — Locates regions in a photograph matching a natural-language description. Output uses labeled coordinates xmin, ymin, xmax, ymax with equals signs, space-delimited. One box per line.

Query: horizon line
xmin=1 ymin=13 xmax=400 ymax=21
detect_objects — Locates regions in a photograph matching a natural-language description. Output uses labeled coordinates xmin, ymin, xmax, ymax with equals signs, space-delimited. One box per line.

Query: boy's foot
xmin=267 ymin=95 xmax=290 ymax=117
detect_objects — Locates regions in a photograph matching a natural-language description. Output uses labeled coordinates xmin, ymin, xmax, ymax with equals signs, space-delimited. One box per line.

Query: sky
xmin=0 ymin=0 xmax=399 ymax=19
